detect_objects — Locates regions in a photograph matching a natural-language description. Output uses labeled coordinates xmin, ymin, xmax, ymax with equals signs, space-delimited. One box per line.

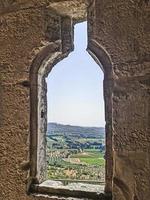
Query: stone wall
xmin=88 ymin=0 xmax=150 ymax=200
xmin=0 ymin=0 xmax=150 ymax=200
xmin=0 ymin=1 xmax=85 ymax=200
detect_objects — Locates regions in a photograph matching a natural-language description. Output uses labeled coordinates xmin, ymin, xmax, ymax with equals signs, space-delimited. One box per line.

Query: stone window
xmin=29 ymin=5 xmax=113 ymax=200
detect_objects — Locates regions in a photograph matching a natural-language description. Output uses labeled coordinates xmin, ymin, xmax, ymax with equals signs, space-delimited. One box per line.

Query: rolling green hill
xmin=47 ymin=122 xmax=105 ymax=138
xmin=46 ymin=123 xmax=105 ymax=181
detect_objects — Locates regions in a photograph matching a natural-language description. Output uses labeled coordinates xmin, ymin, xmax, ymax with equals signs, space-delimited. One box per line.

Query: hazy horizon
xmin=48 ymin=121 xmax=105 ymax=128
xmin=46 ymin=22 xmax=105 ymax=127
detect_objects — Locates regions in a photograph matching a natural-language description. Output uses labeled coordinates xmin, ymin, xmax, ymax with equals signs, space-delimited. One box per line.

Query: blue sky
xmin=46 ymin=22 xmax=105 ymax=127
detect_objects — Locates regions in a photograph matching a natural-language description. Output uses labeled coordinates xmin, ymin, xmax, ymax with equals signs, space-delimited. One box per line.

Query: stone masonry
xmin=0 ymin=1 xmax=150 ymax=200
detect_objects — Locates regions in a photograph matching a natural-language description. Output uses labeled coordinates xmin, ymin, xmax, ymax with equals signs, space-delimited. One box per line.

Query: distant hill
xmin=46 ymin=123 xmax=105 ymax=181
xmin=47 ymin=122 xmax=105 ymax=138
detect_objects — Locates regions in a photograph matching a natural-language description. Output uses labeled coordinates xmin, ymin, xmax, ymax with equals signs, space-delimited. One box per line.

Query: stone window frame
xmin=28 ymin=15 xmax=113 ymax=200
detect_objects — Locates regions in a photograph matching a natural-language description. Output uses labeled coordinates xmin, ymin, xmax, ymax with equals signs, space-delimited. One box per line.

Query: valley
xmin=46 ymin=123 xmax=105 ymax=183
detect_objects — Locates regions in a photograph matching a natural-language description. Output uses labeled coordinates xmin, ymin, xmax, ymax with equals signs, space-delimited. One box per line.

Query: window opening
xmin=45 ymin=22 xmax=105 ymax=189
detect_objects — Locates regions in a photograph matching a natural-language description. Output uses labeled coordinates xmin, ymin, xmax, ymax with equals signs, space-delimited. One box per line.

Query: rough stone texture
xmin=30 ymin=180 xmax=105 ymax=199
xmin=0 ymin=0 xmax=150 ymax=200
xmin=0 ymin=0 xmax=86 ymax=21
xmin=88 ymin=0 xmax=150 ymax=199
xmin=0 ymin=1 xmax=86 ymax=200
xmin=0 ymin=7 xmax=45 ymax=200
xmin=30 ymin=16 xmax=74 ymax=184
xmin=47 ymin=0 xmax=87 ymax=22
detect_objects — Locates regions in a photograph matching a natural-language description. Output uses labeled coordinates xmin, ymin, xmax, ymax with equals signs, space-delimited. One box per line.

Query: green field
xmin=70 ymin=150 xmax=105 ymax=166
xmin=47 ymin=149 xmax=105 ymax=181
xmin=46 ymin=123 xmax=105 ymax=181
xmin=80 ymin=157 xmax=104 ymax=165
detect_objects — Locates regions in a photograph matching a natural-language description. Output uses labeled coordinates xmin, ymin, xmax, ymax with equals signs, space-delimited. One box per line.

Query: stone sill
xmin=31 ymin=180 xmax=112 ymax=200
